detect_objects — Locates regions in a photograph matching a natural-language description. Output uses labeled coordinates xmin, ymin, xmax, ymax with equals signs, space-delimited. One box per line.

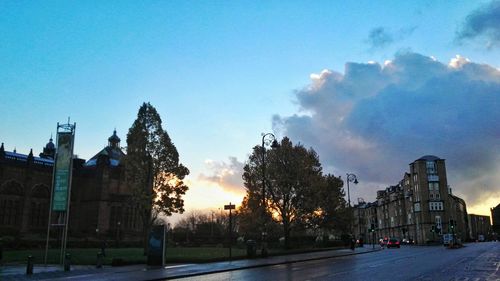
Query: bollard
xmin=64 ymin=253 xmax=71 ymax=272
xmin=26 ymin=255 xmax=34 ymax=275
xmin=96 ymin=252 xmax=103 ymax=268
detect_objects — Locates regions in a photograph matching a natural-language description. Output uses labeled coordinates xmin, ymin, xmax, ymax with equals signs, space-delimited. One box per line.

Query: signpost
xmin=224 ymin=203 xmax=235 ymax=260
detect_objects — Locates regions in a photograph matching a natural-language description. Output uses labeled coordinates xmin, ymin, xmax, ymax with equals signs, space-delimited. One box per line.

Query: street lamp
xmin=261 ymin=132 xmax=278 ymax=257
xmin=345 ymin=173 xmax=358 ymax=207
xmin=116 ymin=221 xmax=121 ymax=247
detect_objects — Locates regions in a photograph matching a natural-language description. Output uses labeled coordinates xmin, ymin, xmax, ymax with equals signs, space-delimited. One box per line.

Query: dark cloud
xmin=366 ymin=26 xmax=416 ymax=50
xmin=457 ymin=0 xmax=500 ymax=48
xmin=273 ymin=52 xmax=500 ymax=208
xmin=367 ymin=27 xmax=393 ymax=49
xmin=198 ymin=157 xmax=245 ymax=194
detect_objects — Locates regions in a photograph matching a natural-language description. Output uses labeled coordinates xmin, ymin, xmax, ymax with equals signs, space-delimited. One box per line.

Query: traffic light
xmin=431 ymin=225 xmax=435 ymax=233
xmin=449 ymin=219 xmax=455 ymax=230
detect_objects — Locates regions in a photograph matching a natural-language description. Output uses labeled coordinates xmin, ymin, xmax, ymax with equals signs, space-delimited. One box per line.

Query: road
xmin=172 ymin=242 xmax=500 ymax=281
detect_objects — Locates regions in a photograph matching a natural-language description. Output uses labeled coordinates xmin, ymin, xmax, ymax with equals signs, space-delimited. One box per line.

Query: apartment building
xmin=353 ymin=155 xmax=469 ymax=244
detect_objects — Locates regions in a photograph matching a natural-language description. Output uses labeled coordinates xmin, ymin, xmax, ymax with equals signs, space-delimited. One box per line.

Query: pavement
xmin=0 ymin=245 xmax=380 ymax=281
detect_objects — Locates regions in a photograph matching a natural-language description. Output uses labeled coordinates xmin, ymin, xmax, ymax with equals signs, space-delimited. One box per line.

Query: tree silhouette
xmin=125 ymin=102 xmax=189 ymax=251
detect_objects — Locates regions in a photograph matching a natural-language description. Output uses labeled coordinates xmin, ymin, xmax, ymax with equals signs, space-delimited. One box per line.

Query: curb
xmin=149 ymin=248 xmax=381 ymax=281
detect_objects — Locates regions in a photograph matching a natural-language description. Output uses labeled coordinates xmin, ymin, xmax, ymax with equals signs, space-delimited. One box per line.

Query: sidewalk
xmin=0 ymin=246 xmax=379 ymax=281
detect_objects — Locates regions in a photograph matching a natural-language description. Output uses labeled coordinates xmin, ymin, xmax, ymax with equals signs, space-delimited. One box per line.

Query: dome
xmin=108 ymin=129 xmax=121 ymax=148
xmin=108 ymin=130 xmax=121 ymax=143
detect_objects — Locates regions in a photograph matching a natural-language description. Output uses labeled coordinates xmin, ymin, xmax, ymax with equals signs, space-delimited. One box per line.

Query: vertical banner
xmin=52 ymin=132 xmax=74 ymax=211
xmin=147 ymin=225 xmax=166 ymax=266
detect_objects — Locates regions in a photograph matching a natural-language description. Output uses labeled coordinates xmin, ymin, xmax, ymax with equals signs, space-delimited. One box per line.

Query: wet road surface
xmin=173 ymin=242 xmax=500 ymax=281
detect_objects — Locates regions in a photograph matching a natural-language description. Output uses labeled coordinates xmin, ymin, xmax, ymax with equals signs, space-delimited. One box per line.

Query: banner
xmin=52 ymin=132 xmax=73 ymax=211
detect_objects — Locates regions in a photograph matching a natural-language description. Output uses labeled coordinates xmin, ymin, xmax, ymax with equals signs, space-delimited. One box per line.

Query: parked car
xmin=387 ymin=238 xmax=401 ymax=248
xmin=402 ymin=238 xmax=414 ymax=244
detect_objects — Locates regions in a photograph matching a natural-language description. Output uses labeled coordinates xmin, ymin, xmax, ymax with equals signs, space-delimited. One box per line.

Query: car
xmin=386 ymin=238 xmax=401 ymax=248
xmin=402 ymin=238 xmax=414 ymax=244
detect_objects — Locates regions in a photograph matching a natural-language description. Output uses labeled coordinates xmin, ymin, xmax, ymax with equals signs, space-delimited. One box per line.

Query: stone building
xmin=353 ymin=155 xmax=469 ymax=245
xmin=0 ymin=131 xmax=142 ymax=243
xmin=467 ymin=214 xmax=491 ymax=241
xmin=490 ymin=204 xmax=500 ymax=234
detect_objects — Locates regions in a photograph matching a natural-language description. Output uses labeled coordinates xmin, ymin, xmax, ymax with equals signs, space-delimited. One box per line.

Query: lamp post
xmin=346 ymin=173 xmax=358 ymax=240
xmin=211 ymin=211 xmax=215 ymax=240
xmin=260 ymin=133 xmax=278 ymax=257
xmin=116 ymin=221 xmax=121 ymax=247
xmin=345 ymin=173 xmax=358 ymax=207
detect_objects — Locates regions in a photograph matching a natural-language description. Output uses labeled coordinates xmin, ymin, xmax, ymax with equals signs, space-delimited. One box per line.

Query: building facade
xmin=0 ymin=131 xmax=142 ymax=243
xmin=491 ymin=204 xmax=500 ymax=234
xmin=353 ymin=155 xmax=469 ymax=245
xmin=468 ymin=214 xmax=492 ymax=241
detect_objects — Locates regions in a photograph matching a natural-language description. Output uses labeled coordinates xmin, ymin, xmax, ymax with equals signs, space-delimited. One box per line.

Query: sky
xmin=1 ymin=1 xmax=499 ymax=224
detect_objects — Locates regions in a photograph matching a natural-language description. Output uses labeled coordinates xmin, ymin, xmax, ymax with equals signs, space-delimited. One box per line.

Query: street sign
xmin=224 ymin=204 xmax=235 ymax=210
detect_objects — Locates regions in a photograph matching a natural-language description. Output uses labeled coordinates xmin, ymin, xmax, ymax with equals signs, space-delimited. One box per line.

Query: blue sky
xmin=1 ymin=1 xmax=499 ymax=221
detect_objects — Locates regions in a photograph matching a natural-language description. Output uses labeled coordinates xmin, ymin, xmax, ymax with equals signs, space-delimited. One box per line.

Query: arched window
xmin=0 ymin=180 xmax=24 ymax=227
xmin=30 ymin=184 xmax=50 ymax=228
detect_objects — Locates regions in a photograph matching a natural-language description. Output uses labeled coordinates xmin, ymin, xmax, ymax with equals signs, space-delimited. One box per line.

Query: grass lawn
xmin=4 ymin=247 xmax=250 ymax=265
xmin=3 ymin=246 xmax=341 ymax=265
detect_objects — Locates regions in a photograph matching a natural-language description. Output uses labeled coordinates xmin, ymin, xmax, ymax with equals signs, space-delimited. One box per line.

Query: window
xmin=428 ymin=182 xmax=439 ymax=191
xmin=435 ymin=216 xmax=442 ymax=231
xmin=414 ymin=183 xmax=420 ymax=201
xmin=408 ymin=213 xmax=412 ymax=224
xmin=426 ymin=161 xmax=437 ymax=175
xmin=428 ymin=175 xmax=439 ymax=181
xmin=30 ymin=202 xmax=48 ymax=227
xmin=414 ymin=202 xmax=421 ymax=212
xmin=429 ymin=202 xmax=444 ymax=211
xmin=0 ymin=199 xmax=20 ymax=226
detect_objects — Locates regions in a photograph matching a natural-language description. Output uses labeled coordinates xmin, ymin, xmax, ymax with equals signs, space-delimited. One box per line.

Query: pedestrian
xmin=379 ymin=239 xmax=385 ymax=249
xmin=101 ymin=239 xmax=107 ymax=257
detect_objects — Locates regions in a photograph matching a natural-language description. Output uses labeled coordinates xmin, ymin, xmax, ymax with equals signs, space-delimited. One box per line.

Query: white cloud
xmin=274 ymin=51 xmax=500 ymax=210
xmin=448 ymin=55 xmax=470 ymax=69
xmin=198 ymin=157 xmax=245 ymax=194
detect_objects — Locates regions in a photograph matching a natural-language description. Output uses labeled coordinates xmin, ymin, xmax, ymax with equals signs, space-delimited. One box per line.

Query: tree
xmin=125 ymin=102 xmax=189 ymax=250
xmin=242 ymin=137 xmax=324 ymax=249
xmin=173 ymin=210 xmax=226 ymax=244
xmin=305 ymin=174 xmax=348 ymax=233
xmin=238 ymin=195 xmax=281 ymax=241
